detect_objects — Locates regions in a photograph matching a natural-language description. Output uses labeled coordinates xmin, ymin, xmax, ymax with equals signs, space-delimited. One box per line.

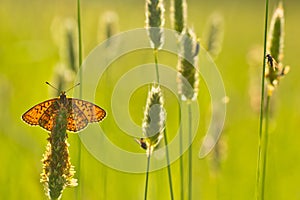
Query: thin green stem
xmin=256 ymin=0 xmax=269 ymax=199
xmin=261 ymin=95 xmax=271 ymax=199
xmin=163 ymin=128 xmax=174 ymax=200
xmin=77 ymin=0 xmax=83 ymax=97
xmin=76 ymin=0 xmax=83 ymax=199
xmin=179 ymin=100 xmax=184 ymax=200
xmin=188 ymin=103 xmax=192 ymax=200
xmin=153 ymin=49 xmax=160 ymax=84
xmin=144 ymin=155 xmax=151 ymax=200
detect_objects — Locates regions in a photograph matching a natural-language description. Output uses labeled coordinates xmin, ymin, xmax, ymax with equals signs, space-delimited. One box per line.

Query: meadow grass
xmin=171 ymin=0 xmax=187 ymax=199
xmin=76 ymin=0 xmax=83 ymax=199
xmin=143 ymin=0 xmax=174 ymax=199
xmin=1 ymin=0 xmax=300 ymax=199
xmin=255 ymin=0 xmax=269 ymax=197
xmin=257 ymin=2 xmax=288 ymax=200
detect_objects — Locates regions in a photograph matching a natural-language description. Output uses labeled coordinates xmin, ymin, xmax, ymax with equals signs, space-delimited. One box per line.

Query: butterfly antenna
xmin=45 ymin=81 xmax=59 ymax=91
xmin=65 ymin=83 xmax=80 ymax=93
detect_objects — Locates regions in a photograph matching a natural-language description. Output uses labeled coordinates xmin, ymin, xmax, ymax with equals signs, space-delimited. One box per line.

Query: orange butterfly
xmin=22 ymin=82 xmax=106 ymax=132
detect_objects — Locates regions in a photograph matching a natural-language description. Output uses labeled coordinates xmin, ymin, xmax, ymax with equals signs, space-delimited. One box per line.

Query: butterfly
xmin=22 ymin=82 xmax=106 ymax=132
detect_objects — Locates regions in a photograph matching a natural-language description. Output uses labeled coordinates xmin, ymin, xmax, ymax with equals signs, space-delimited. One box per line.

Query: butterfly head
xmin=59 ymin=91 xmax=68 ymax=104
xmin=46 ymin=82 xmax=80 ymax=104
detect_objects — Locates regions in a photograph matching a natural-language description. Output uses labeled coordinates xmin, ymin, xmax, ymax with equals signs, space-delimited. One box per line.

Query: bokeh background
xmin=1 ymin=0 xmax=300 ymax=199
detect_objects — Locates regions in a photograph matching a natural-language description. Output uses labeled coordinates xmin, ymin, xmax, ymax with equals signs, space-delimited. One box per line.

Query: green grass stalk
xmin=178 ymin=100 xmax=184 ymax=200
xmin=145 ymin=0 xmax=174 ymax=198
xmin=260 ymin=95 xmax=271 ymax=199
xmin=153 ymin=35 xmax=174 ymax=200
xmin=188 ymin=103 xmax=192 ymax=200
xmin=256 ymin=0 xmax=269 ymax=199
xmin=140 ymin=86 xmax=165 ymax=200
xmin=177 ymin=29 xmax=199 ymax=200
xmin=144 ymin=155 xmax=151 ymax=200
xmin=76 ymin=0 xmax=83 ymax=199
xmin=163 ymin=128 xmax=174 ymax=200
xmin=154 ymin=49 xmax=160 ymax=84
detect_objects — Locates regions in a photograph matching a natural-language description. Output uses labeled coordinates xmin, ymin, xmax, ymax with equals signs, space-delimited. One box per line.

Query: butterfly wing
xmin=38 ymin=100 xmax=60 ymax=131
xmin=22 ymin=99 xmax=57 ymax=131
xmin=66 ymin=98 xmax=106 ymax=132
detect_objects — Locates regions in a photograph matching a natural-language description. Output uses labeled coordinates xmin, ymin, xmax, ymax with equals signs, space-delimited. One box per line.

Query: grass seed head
xmin=203 ymin=12 xmax=224 ymax=58
xmin=265 ymin=3 xmax=289 ymax=96
xmin=170 ymin=0 xmax=187 ymax=34
xmin=51 ymin=18 xmax=78 ymax=74
xmin=267 ymin=2 xmax=284 ymax=63
xmin=177 ymin=28 xmax=200 ymax=101
xmin=65 ymin=19 xmax=78 ymax=73
xmin=40 ymin=107 xmax=77 ymax=200
xmin=145 ymin=0 xmax=165 ymax=50
xmin=141 ymin=85 xmax=166 ymax=156
xmin=99 ymin=11 xmax=119 ymax=43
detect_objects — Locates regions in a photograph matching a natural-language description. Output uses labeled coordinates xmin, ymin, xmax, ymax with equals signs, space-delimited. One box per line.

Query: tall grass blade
xmin=256 ymin=0 xmax=269 ymax=198
xmin=144 ymin=155 xmax=151 ymax=200
xmin=257 ymin=2 xmax=288 ymax=199
xmin=76 ymin=0 xmax=83 ymax=199
xmin=163 ymin=128 xmax=174 ymax=200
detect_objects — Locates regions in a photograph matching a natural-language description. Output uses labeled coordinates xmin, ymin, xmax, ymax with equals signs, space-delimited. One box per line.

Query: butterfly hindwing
xmin=66 ymin=98 xmax=106 ymax=132
xmin=70 ymin=98 xmax=106 ymax=122
xmin=38 ymin=101 xmax=61 ymax=131
xmin=66 ymin=100 xmax=89 ymax=132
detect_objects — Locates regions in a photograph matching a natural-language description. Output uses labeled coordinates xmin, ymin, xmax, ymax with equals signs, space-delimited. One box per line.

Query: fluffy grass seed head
xmin=177 ymin=28 xmax=200 ymax=101
xmin=145 ymin=0 xmax=165 ymax=50
xmin=51 ymin=18 xmax=78 ymax=73
xmin=203 ymin=12 xmax=224 ymax=58
xmin=65 ymin=19 xmax=78 ymax=73
xmin=40 ymin=106 xmax=77 ymax=200
xmin=265 ymin=54 xmax=289 ymax=96
xmin=267 ymin=2 xmax=284 ymax=63
xmin=247 ymin=45 xmax=265 ymax=112
xmin=98 ymin=11 xmax=119 ymax=43
xmin=170 ymin=0 xmax=187 ymax=34
xmin=265 ymin=3 xmax=289 ymax=96
xmin=139 ymin=85 xmax=166 ymax=157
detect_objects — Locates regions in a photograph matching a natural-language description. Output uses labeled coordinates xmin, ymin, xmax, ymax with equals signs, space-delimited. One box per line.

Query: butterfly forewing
xmin=22 ymin=99 xmax=57 ymax=127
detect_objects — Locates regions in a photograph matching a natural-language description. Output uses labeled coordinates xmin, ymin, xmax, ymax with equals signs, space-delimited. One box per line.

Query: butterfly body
xmin=22 ymin=92 xmax=106 ymax=132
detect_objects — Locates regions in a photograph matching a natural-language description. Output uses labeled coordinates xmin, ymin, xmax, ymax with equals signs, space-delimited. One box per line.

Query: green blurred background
xmin=1 ymin=0 xmax=300 ymax=199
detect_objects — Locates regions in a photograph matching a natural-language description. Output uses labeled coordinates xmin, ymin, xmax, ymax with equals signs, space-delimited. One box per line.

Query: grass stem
xmin=76 ymin=0 xmax=83 ymax=199
xmin=260 ymin=95 xmax=271 ymax=199
xmin=154 ymin=44 xmax=174 ymax=200
xmin=188 ymin=103 xmax=192 ymax=200
xmin=144 ymin=155 xmax=151 ymax=200
xmin=154 ymin=49 xmax=160 ymax=84
xmin=163 ymin=128 xmax=174 ymax=200
xmin=179 ymin=100 xmax=184 ymax=200
xmin=256 ymin=0 xmax=269 ymax=199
